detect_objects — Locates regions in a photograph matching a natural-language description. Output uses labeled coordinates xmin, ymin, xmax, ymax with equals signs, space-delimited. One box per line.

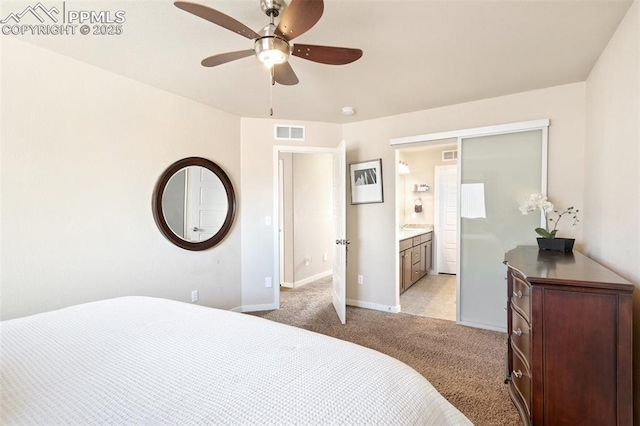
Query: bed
xmin=1 ymin=297 xmax=471 ymax=425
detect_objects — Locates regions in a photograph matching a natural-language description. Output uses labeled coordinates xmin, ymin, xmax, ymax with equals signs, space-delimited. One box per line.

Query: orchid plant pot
xmin=537 ymin=237 xmax=575 ymax=252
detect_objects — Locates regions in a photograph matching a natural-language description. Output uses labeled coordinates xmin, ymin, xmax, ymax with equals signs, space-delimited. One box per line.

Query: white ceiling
xmin=11 ymin=0 xmax=632 ymax=123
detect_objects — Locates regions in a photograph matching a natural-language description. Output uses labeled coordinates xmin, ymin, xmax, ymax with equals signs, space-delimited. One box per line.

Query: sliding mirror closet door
xmin=459 ymin=130 xmax=545 ymax=330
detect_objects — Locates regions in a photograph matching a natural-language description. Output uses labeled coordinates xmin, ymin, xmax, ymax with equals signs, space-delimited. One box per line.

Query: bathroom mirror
xmin=152 ymin=157 xmax=236 ymax=251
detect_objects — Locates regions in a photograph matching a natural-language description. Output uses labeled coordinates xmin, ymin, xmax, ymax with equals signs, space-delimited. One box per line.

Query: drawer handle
xmin=513 ymin=290 xmax=523 ymax=299
xmin=514 ymin=328 xmax=523 ymax=337
xmin=513 ymin=370 xmax=523 ymax=379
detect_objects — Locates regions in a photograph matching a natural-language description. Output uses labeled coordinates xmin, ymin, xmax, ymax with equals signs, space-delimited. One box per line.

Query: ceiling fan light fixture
xmin=255 ymin=37 xmax=290 ymax=68
xmin=176 ymin=0 xmax=363 ymax=86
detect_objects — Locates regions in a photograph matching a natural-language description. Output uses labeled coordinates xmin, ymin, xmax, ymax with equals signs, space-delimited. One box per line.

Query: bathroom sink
xmin=398 ymin=226 xmax=435 ymax=241
xmin=398 ymin=228 xmax=426 ymax=240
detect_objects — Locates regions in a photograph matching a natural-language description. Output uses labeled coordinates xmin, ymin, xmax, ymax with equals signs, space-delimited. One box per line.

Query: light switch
xmin=265 ymin=216 xmax=272 ymax=226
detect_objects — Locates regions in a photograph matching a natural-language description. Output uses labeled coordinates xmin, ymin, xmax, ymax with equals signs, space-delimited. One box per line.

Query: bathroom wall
xmin=398 ymin=143 xmax=457 ymax=226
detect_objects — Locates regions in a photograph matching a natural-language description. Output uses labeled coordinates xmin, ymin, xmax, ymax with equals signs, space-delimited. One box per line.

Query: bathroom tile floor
xmin=400 ymin=274 xmax=456 ymax=321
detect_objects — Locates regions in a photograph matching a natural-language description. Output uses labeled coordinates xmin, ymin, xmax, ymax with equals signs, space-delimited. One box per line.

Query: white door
xmin=435 ymin=165 xmax=458 ymax=274
xmin=332 ymin=141 xmax=347 ymax=324
xmin=185 ymin=166 xmax=228 ymax=241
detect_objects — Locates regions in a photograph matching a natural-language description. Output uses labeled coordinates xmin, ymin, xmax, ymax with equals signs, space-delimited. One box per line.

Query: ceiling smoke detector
xmin=342 ymin=106 xmax=356 ymax=116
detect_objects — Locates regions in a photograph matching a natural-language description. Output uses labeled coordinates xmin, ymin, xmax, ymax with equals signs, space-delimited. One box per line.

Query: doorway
xmin=392 ymin=119 xmax=548 ymax=331
xmin=278 ymin=152 xmax=334 ymax=289
xmin=273 ymin=143 xmax=347 ymax=324
xmin=396 ymin=143 xmax=458 ymax=321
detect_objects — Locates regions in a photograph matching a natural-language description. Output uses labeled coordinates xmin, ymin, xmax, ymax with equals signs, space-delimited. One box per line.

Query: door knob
xmin=192 ymin=227 xmax=200 ymax=232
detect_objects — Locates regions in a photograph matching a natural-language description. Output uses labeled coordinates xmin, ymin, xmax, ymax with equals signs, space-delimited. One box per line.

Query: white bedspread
xmin=1 ymin=297 xmax=471 ymax=425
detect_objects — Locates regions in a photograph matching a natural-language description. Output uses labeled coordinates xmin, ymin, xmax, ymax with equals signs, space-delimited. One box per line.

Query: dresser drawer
xmin=511 ymin=310 xmax=530 ymax=369
xmin=511 ymin=274 xmax=531 ymax=321
xmin=512 ymin=345 xmax=532 ymax=417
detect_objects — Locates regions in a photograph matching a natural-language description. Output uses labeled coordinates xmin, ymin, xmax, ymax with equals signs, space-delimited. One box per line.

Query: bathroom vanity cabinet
xmin=399 ymin=231 xmax=432 ymax=294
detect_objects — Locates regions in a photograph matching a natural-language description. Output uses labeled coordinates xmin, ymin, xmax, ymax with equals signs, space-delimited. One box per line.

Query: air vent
xmin=274 ymin=125 xmax=305 ymax=141
xmin=442 ymin=150 xmax=458 ymax=161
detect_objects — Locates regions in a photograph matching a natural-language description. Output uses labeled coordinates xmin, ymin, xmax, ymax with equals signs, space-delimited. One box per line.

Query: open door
xmin=332 ymin=141 xmax=347 ymax=324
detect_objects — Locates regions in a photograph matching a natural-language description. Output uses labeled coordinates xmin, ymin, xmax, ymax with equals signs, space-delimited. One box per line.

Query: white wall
xmin=239 ymin=118 xmax=342 ymax=310
xmin=343 ymin=83 xmax=586 ymax=310
xmin=584 ymin=1 xmax=639 ymax=421
xmin=1 ymin=38 xmax=242 ymax=319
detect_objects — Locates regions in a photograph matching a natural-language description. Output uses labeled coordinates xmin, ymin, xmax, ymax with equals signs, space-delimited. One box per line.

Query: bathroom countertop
xmin=398 ymin=226 xmax=434 ymax=241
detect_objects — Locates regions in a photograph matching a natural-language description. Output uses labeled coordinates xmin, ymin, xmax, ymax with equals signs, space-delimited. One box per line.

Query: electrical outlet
xmin=357 ymin=275 xmax=364 ymax=285
xmin=304 ymin=257 xmax=311 ymax=266
xmin=265 ymin=216 xmax=272 ymax=226
xmin=191 ymin=290 xmax=199 ymax=303
xmin=323 ymin=253 xmax=328 ymax=261
xmin=265 ymin=277 xmax=272 ymax=288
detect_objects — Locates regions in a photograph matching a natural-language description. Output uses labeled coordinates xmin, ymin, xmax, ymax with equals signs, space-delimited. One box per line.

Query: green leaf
xmin=535 ymin=228 xmax=554 ymax=239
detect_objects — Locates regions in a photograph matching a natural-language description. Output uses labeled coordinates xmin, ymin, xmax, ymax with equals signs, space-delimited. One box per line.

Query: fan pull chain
xmin=269 ymin=66 xmax=275 ymax=116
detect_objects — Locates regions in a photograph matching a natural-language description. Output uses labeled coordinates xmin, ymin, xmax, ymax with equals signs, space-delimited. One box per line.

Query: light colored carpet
xmin=249 ymin=277 xmax=521 ymax=426
xmin=401 ymin=274 xmax=457 ymax=321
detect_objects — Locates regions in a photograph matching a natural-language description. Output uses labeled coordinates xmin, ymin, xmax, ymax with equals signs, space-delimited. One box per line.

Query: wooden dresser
xmin=504 ymin=246 xmax=633 ymax=426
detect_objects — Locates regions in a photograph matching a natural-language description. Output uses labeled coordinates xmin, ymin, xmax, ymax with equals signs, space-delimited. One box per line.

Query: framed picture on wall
xmin=349 ymin=159 xmax=384 ymax=204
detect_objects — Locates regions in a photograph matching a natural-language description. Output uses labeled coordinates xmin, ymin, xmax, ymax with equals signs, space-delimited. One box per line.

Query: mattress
xmin=1 ymin=297 xmax=471 ymax=425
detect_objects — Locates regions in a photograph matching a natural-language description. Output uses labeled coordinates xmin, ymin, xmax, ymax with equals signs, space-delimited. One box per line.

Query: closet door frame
xmin=390 ymin=119 xmax=548 ymax=331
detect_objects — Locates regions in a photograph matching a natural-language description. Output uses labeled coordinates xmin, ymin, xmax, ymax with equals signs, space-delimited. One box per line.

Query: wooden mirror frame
xmin=152 ymin=157 xmax=236 ymax=251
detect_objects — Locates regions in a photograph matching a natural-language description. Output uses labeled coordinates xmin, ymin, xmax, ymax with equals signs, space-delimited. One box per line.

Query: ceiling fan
xmin=174 ymin=0 xmax=363 ymax=86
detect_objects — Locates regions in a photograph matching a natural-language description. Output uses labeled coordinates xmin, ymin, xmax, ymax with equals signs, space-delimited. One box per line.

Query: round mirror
xmin=152 ymin=157 xmax=236 ymax=251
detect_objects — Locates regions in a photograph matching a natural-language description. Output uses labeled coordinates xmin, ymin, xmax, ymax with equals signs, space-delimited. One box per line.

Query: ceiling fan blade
xmin=174 ymin=1 xmax=260 ymax=40
xmin=292 ymin=44 xmax=363 ymax=65
xmin=275 ymin=0 xmax=324 ymax=41
xmin=201 ymin=50 xmax=255 ymax=67
xmin=273 ymin=62 xmax=299 ymax=86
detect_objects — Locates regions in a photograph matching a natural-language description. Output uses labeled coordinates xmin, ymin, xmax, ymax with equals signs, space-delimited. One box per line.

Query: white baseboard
xmin=229 ymin=306 xmax=243 ymax=313
xmin=280 ymin=282 xmax=294 ymax=289
xmin=240 ymin=303 xmax=279 ymax=313
xmin=292 ymin=270 xmax=332 ymax=288
xmin=457 ymin=320 xmax=507 ymax=333
xmin=346 ymin=298 xmax=400 ymax=314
